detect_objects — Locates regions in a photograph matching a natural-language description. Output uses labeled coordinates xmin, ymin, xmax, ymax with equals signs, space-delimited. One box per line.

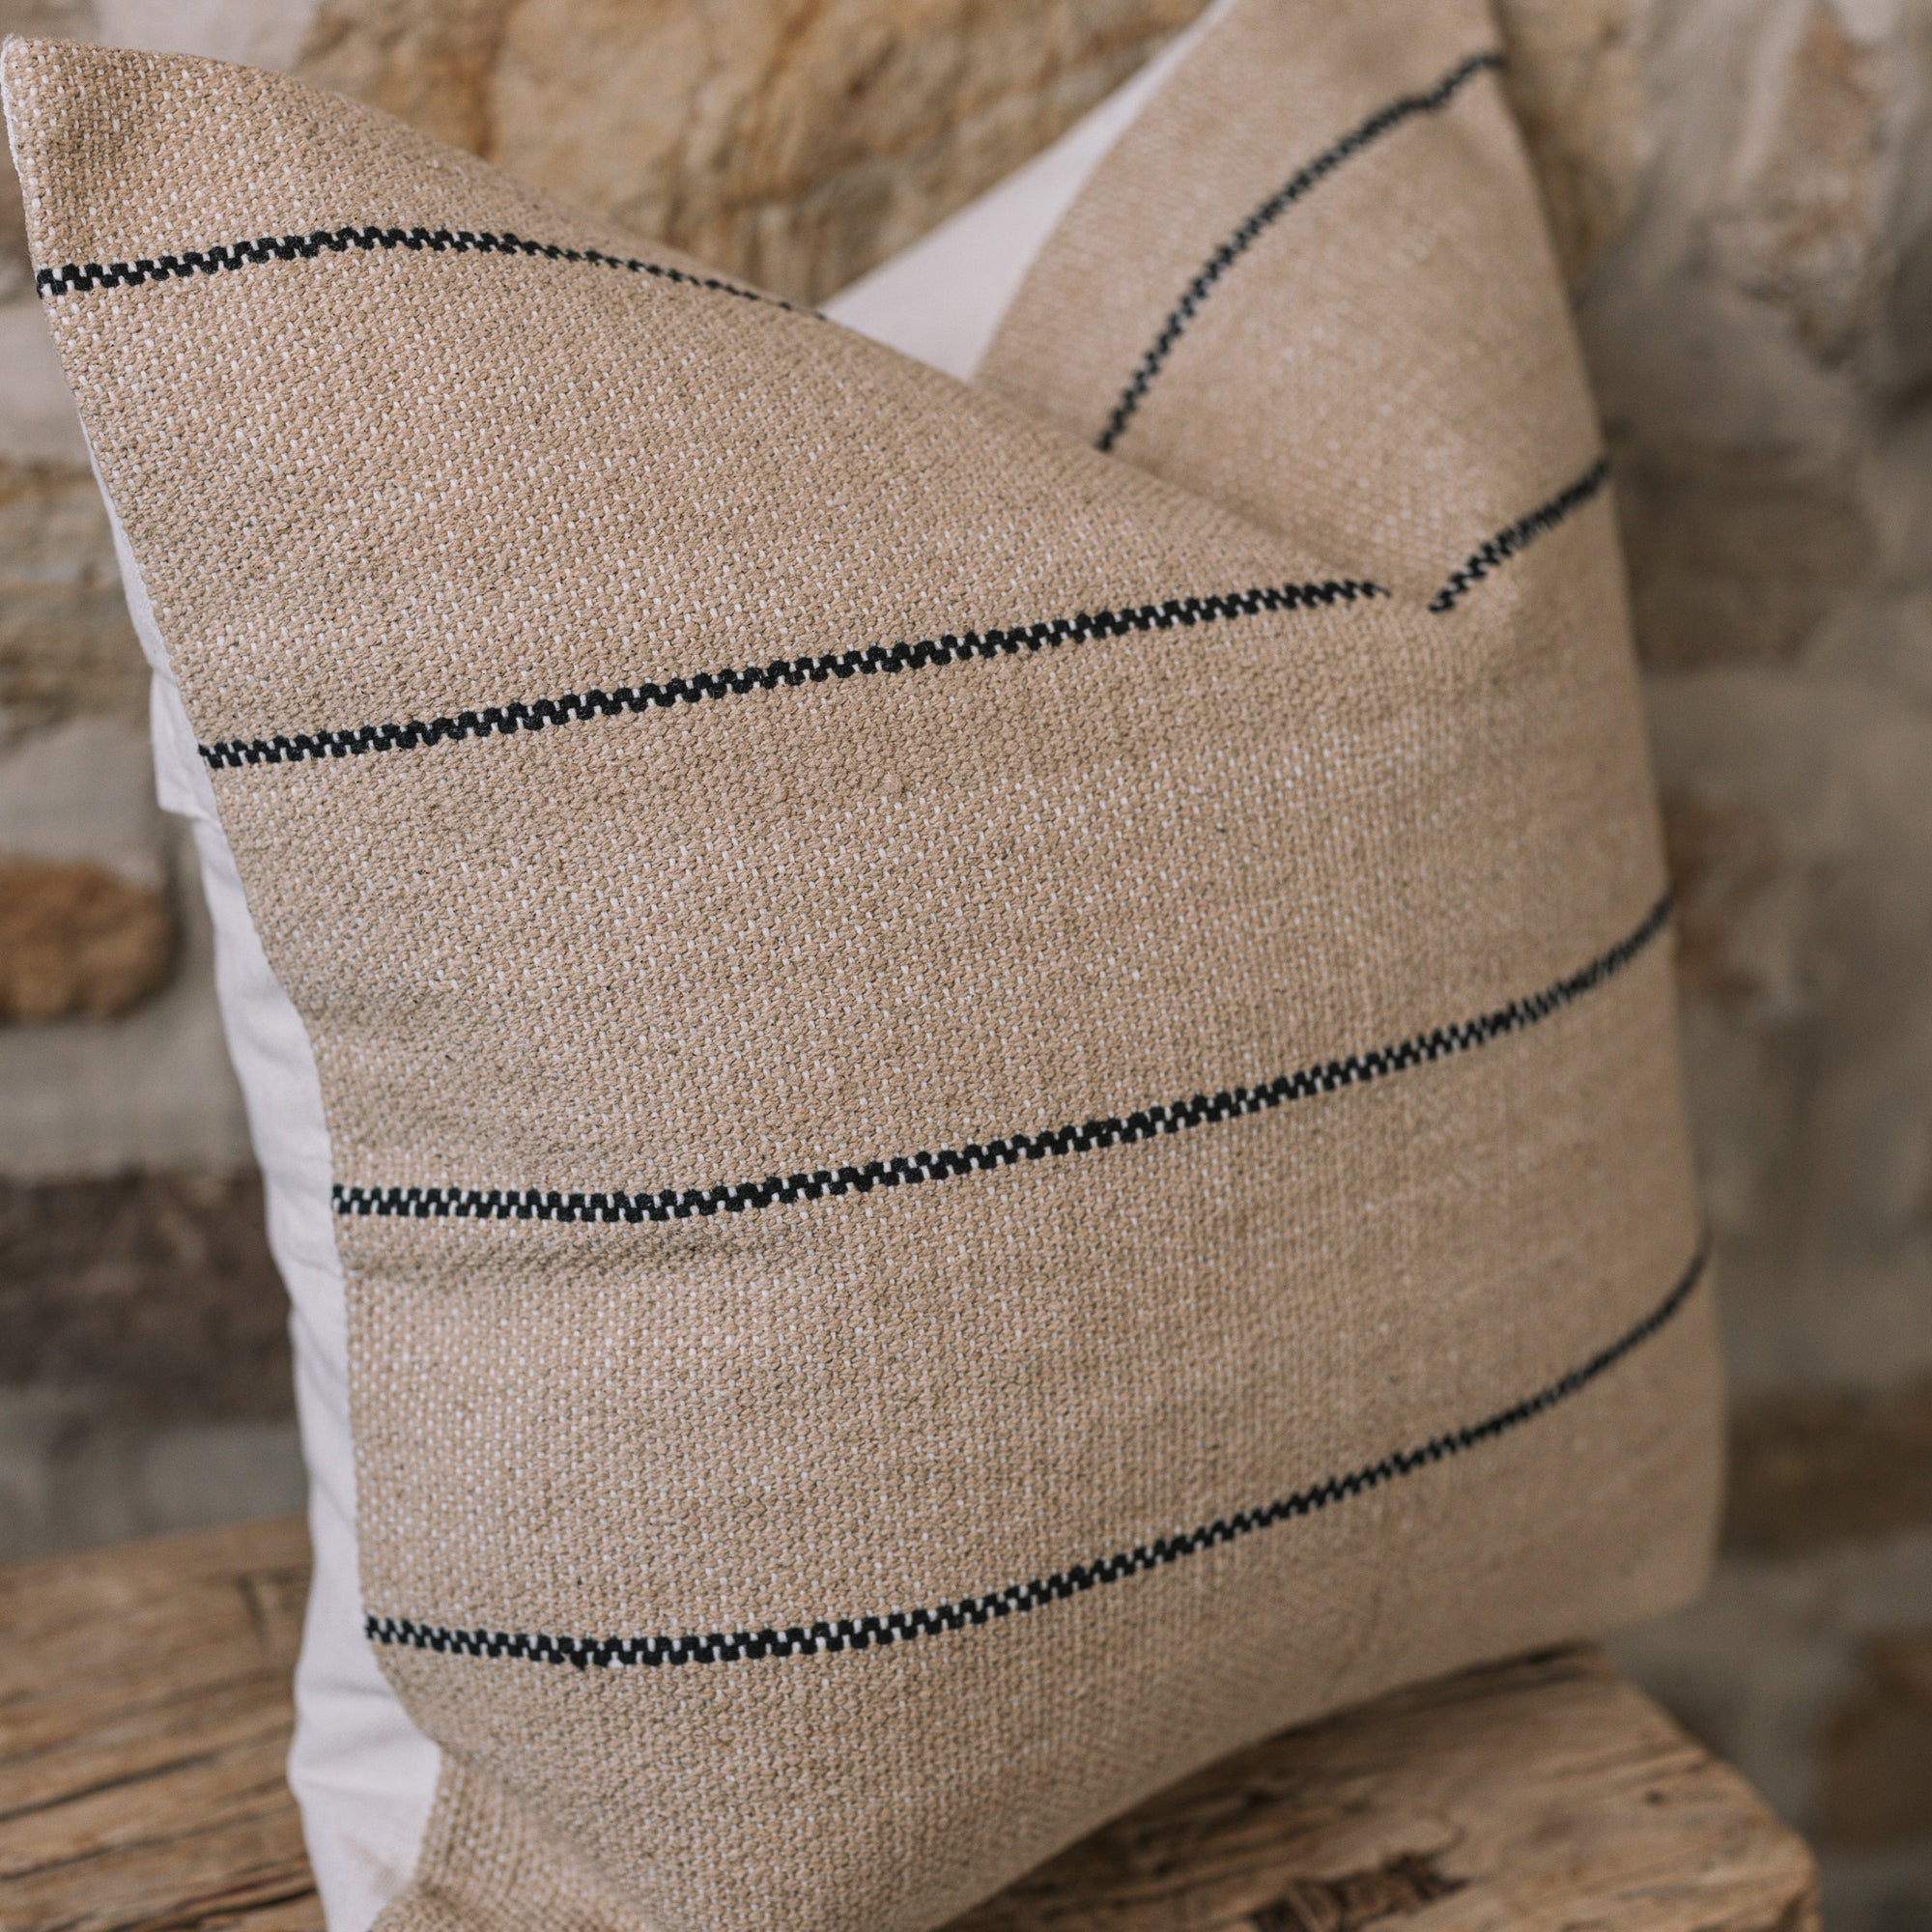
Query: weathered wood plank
xmin=952 ymin=1650 xmax=1817 ymax=1932
xmin=0 ymin=1519 xmax=315 ymax=1932
xmin=0 ymin=1520 xmax=1817 ymax=1932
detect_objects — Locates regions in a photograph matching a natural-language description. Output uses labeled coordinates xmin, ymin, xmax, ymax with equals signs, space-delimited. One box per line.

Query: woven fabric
xmin=4 ymin=4 xmax=1719 ymax=1927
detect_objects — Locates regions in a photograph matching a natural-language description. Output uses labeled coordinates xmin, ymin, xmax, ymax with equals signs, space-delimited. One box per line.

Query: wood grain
xmin=0 ymin=1519 xmax=1817 ymax=1932
xmin=0 ymin=1518 xmax=314 ymax=1932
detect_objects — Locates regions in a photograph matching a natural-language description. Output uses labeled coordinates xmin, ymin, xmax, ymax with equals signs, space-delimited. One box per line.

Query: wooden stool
xmin=0 ymin=1520 xmax=1817 ymax=1932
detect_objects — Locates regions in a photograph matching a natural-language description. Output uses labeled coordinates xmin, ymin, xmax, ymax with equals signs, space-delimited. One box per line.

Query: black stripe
xmin=1095 ymin=49 xmax=1503 ymax=454
xmin=334 ymin=892 xmax=1671 ymax=1228
xmin=197 ymin=579 xmax=1383 ymax=771
xmin=34 ymin=222 xmax=796 ymax=311
xmin=1429 ymin=458 xmax=1612 ymax=613
xmin=364 ymin=1240 xmax=1707 ymax=1671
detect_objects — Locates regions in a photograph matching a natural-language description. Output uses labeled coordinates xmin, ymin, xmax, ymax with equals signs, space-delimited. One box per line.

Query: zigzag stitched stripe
xmin=1095 ymin=48 xmax=1503 ymax=453
xmin=1430 ymin=458 xmax=1612 ymax=612
xmin=34 ymin=222 xmax=794 ymax=310
xmin=363 ymin=1240 xmax=1707 ymax=1670
xmin=198 ymin=579 xmax=1384 ymax=770
xmin=333 ymin=891 xmax=1672 ymax=1227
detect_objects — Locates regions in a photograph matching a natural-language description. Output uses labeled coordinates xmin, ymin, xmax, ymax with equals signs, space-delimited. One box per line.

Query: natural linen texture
xmin=4 ymin=2 xmax=1719 ymax=1926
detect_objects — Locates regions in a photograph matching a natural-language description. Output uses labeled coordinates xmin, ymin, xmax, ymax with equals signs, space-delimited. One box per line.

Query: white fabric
xmin=112 ymin=504 xmax=441 ymax=1932
xmin=114 ymin=9 xmax=1235 ymax=1922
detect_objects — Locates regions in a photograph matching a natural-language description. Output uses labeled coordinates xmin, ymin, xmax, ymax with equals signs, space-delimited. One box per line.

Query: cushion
xmin=4 ymin=3 xmax=1720 ymax=1927
xmin=117 ymin=18 xmax=1259 ymax=1922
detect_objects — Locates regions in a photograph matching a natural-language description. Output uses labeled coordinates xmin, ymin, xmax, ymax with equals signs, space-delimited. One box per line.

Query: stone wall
xmin=1 ymin=1 xmax=1927 ymax=1921
xmin=1541 ymin=9 xmax=1932 ymax=1925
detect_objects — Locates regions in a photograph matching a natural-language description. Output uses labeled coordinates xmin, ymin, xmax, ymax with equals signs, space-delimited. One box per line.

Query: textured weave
xmin=4 ymin=5 xmax=1719 ymax=1928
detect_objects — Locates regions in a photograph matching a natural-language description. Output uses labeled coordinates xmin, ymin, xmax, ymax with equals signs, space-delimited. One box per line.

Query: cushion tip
xmin=2 ymin=36 xmax=277 ymax=289
xmin=3 ymin=33 xmax=84 ymax=95
xmin=1 ymin=36 xmax=50 ymax=193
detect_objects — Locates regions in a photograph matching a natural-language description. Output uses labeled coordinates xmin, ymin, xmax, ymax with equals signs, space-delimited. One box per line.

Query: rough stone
xmin=1819 ymin=1628 xmax=1932 ymax=1851
xmin=0 ymin=714 xmax=167 ymax=881
xmin=1610 ymin=1526 xmax=1932 ymax=1839
xmin=1710 ymin=3 xmax=1889 ymax=372
xmin=1492 ymin=0 xmax=1649 ymax=289
xmin=1725 ymin=1377 xmax=1932 ymax=1557
xmin=0 ymin=1388 xmax=304 ymax=1562
xmin=0 ymin=720 xmax=250 ymax=1179
xmin=0 ymin=462 xmax=148 ymax=741
xmin=295 ymin=0 xmax=500 ymax=153
xmin=1564 ymin=0 xmax=1910 ymax=674
xmin=1661 ymin=793 xmax=1810 ymax=1011
xmin=1645 ymin=667 xmax=1932 ymax=1399
xmin=0 ymin=3 xmax=96 ymax=304
xmin=0 ymin=814 xmax=252 ymax=1180
xmin=0 ymin=711 xmax=176 ymax=1027
xmin=0 ymin=1168 xmax=290 ymax=1416
xmin=298 ymin=0 xmax=1210 ymax=303
xmin=1818 ymin=1850 xmax=1932 ymax=1932
xmin=0 ymin=857 xmax=172 ymax=1023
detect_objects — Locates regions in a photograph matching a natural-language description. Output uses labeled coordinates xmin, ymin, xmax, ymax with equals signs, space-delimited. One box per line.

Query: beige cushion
xmin=3 ymin=6 xmax=1719 ymax=1927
